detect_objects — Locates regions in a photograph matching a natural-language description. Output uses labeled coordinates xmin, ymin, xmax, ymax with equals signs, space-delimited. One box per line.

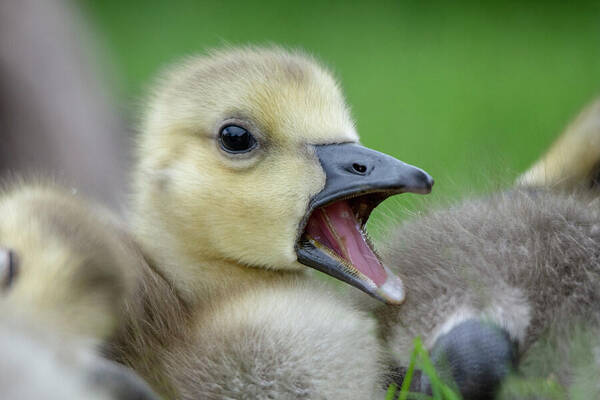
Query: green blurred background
xmin=80 ymin=0 xmax=600 ymax=228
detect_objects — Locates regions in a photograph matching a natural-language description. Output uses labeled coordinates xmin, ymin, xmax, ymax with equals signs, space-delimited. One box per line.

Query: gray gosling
xmin=0 ymin=182 xmax=160 ymax=400
xmin=112 ymin=46 xmax=434 ymax=400
xmin=371 ymin=97 xmax=600 ymax=400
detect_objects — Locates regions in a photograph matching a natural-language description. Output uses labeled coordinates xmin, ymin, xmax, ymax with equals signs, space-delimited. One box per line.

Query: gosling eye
xmin=0 ymin=248 xmax=17 ymax=290
xmin=218 ymin=125 xmax=257 ymax=154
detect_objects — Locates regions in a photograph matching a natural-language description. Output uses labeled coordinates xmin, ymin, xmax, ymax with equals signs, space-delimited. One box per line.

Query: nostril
xmin=352 ymin=163 xmax=367 ymax=174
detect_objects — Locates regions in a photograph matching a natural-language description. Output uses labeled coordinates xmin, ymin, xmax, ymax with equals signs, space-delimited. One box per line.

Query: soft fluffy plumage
xmin=113 ymin=46 xmax=388 ymax=399
xmin=164 ymin=279 xmax=383 ymax=399
xmin=131 ymin=47 xmax=358 ymax=302
xmin=371 ymin=97 xmax=600 ymax=399
xmin=0 ymin=182 xmax=159 ymax=400
xmin=377 ymin=188 xmax=600 ymax=353
xmin=518 ymin=98 xmax=600 ymax=189
xmin=0 ymin=182 xmax=140 ymax=339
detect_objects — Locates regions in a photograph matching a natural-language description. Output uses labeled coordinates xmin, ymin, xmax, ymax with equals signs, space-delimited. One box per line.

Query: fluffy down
xmin=162 ymin=279 xmax=384 ymax=400
xmin=373 ymin=188 xmax=600 ymax=397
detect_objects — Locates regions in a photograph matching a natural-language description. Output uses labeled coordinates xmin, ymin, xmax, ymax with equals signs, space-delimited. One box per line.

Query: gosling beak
xmin=296 ymin=143 xmax=433 ymax=304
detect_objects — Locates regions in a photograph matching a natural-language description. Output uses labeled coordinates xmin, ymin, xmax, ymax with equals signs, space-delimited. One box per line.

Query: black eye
xmin=219 ymin=125 xmax=257 ymax=154
xmin=0 ymin=248 xmax=17 ymax=290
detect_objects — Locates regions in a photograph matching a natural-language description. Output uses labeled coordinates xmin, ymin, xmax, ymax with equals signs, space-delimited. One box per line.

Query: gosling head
xmin=133 ymin=46 xmax=433 ymax=304
xmin=0 ymin=184 xmax=138 ymax=340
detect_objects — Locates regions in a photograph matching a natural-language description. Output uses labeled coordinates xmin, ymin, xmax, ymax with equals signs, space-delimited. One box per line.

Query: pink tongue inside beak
xmin=305 ymin=201 xmax=387 ymax=286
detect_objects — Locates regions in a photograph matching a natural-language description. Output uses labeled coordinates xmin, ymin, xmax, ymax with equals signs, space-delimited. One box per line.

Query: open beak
xmin=296 ymin=143 xmax=433 ymax=305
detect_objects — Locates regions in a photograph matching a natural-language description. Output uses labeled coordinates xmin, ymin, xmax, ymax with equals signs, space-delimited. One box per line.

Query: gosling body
xmin=0 ymin=181 xmax=159 ymax=400
xmin=114 ymin=47 xmax=434 ymax=399
xmin=372 ymin=98 xmax=600 ymax=399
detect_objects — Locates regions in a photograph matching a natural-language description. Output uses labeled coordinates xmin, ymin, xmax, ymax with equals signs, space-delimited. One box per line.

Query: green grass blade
xmin=414 ymin=337 xmax=462 ymax=400
xmin=397 ymin=341 xmax=419 ymax=400
xmin=385 ymin=383 xmax=398 ymax=400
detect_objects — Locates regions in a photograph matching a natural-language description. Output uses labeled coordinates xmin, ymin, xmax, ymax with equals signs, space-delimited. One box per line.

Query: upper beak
xmin=296 ymin=142 xmax=433 ymax=304
xmin=310 ymin=143 xmax=433 ymax=208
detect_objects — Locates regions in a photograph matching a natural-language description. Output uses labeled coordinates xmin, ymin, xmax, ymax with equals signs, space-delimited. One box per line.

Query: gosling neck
xmin=140 ymin=235 xmax=299 ymax=308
